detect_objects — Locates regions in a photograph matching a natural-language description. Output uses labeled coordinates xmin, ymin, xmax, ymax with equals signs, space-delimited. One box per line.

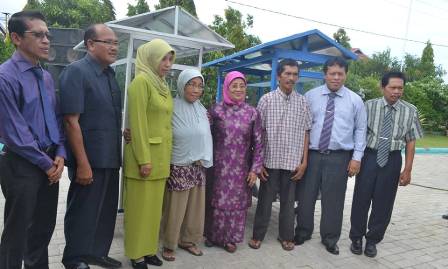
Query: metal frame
xmin=203 ymin=29 xmax=358 ymax=101
xmin=79 ymin=6 xmax=235 ymax=210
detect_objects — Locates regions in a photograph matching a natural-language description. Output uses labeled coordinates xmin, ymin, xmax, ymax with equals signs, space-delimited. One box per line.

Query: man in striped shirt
xmin=294 ymin=57 xmax=367 ymax=255
xmin=349 ymin=71 xmax=423 ymax=258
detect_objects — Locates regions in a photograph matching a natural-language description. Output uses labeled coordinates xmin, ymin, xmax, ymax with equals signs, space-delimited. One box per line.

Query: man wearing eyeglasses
xmin=59 ymin=24 xmax=122 ymax=269
xmin=0 ymin=11 xmax=66 ymax=269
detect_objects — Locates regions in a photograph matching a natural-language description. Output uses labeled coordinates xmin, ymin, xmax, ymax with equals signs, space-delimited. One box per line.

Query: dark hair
xmin=83 ymin=24 xmax=99 ymax=47
xmin=381 ymin=71 xmax=406 ymax=88
xmin=277 ymin=58 xmax=300 ymax=76
xmin=323 ymin=56 xmax=348 ymax=74
xmin=8 ymin=11 xmax=46 ymax=37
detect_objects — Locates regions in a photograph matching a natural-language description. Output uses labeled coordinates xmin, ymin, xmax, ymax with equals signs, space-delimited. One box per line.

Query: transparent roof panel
xmin=109 ymin=6 xmax=233 ymax=50
xmin=114 ymin=8 xmax=175 ymax=35
xmin=117 ymin=32 xmax=130 ymax=60
xmin=73 ymin=6 xmax=234 ymax=56
xmin=131 ymin=38 xmax=200 ymax=66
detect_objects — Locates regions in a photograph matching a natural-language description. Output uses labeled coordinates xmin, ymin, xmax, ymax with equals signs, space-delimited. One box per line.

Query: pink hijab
xmin=223 ymin=71 xmax=247 ymax=105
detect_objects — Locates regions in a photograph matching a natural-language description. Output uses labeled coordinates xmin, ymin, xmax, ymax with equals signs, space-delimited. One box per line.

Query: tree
xmin=200 ymin=6 xmax=261 ymax=107
xmin=24 ymin=0 xmax=40 ymax=10
xmin=23 ymin=0 xmax=117 ymax=28
xmin=209 ymin=7 xmax=260 ymax=54
xmin=127 ymin=0 xmax=150 ymax=17
xmin=333 ymin=28 xmax=351 ymax=49
xmin=155 ymin=0 xmax=197 ymax=18
xmin=0 ymin=36 xmax=15 ymax=64
xmin=102 ymin=0 xmax=116 ymax=22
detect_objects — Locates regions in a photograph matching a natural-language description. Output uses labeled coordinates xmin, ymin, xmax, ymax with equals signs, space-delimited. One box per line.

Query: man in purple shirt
xmin=0 ymin=11 xmax=65 ymax=269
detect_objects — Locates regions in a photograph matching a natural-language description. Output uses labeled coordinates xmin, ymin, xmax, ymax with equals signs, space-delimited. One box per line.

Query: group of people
xmin=0 ymin=10 xmax=423 ymax=269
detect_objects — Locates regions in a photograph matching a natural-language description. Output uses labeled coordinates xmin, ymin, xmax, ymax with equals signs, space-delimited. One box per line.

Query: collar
xmin=381 ymin=97 xmax=401 ymax=111
xmin=85 ymin=53 xmax=113 ymax=76
xmin=321 ymin=84 xmax=345 ymax=97
xmin=12 ymin=51 xmax=39 ymax=73
xmin=276 ymin=87 xmax=296 ymax=100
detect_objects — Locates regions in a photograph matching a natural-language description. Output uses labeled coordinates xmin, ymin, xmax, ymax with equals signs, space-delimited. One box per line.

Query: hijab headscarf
xmin=135 ymin=38 xmax=176 ymax=97
xmin=223 ymin=71 xmax=247 ymax=105
xmin=171 ymin=69 xmax=213 ymax=168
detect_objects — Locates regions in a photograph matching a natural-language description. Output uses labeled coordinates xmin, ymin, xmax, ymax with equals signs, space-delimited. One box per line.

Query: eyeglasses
xmin=24 ymin=31 xmax=52 ymax=40
xmin=186 ymin=82 xmax=204 ymax=90
xmin=91 ymin=39 xmax=119 ymax=46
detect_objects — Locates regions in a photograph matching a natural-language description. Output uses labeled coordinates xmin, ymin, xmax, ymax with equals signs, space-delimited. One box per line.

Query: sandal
xmin=248 ymin=238 xmax=261 ymax=249
xmin=178 ymin=243 xmax=203 ymax=256
xmin=223 ymin=243 xmax=237 ymax=253
xmin=277 ymin=238 xmax=294 ymax=251
xmin=161 ymin=247 xmax=175 ymax=261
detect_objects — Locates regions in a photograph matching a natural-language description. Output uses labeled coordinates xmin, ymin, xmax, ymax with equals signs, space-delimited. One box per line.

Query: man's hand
xmin=259 ymin=167 xmax=269 ymax=182
xmin=247 ymin=171 xmax=257 ymax=187
xmin=48 ymin=156 xmax=64 ymax=184
xmin=291 ymin=162 xmax=307 ymax=181
xmin=347 ymin=160 xmax=361 ymax=177
xmin=399 ymin=169 xmax=412 ymax=186
xmin=139 ymin=163 xmax=152 ymax=178
xmin=123 ymin=128 xmax=131 ymax=144
xmin=46 ymin=165 xmax=58 ymax=183
xmin=76 ymin=162 xmax=93 ymax=186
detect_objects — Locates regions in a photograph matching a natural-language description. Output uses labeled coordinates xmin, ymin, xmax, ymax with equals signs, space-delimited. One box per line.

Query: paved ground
xmin=1 ymin=154 xmax=448 ymax=269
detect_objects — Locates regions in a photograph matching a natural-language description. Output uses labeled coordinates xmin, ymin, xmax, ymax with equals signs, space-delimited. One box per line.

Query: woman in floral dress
xmin=205 ymin=71 xmax=263 ymax=253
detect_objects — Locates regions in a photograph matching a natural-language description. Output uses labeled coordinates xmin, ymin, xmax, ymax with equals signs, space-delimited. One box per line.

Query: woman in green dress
xmin=123 ymin=38 xmax=175 ymax=269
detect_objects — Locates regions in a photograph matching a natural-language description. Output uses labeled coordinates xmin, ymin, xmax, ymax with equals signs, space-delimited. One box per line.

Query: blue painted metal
xmin=236 ymin=68 xmax=270 ymax=76
xmin=300 ymin=70 xmax=324 ymax=79
xmin=301 ymin=36 xmax=308 ymax=52
xmin=203 ymin=29 xmax=357 ymax=68
xmin=270 ymin=58 xmax=279 ymax=90
xmin=220 ymin=53 xmax=274 ymax=72
xmin=203 ymin=29 xmax=358 ymax=102
xmin=274 ymin=48 xmax=332 ymax=63
xmin=216 ymin=70 xmax=223 ymax=102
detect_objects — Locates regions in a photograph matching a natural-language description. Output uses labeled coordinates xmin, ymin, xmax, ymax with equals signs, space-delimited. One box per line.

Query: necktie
xmin=31 ymin=67 xmax=60 ymax=145
xmin=318 ymin=92 xmax=337 ymax=151
xmin=376 ymin=105 xmax=393 ymax=167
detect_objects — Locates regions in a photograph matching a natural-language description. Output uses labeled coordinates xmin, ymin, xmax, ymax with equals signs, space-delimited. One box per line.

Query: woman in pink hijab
xmin=204 ymin=71 xmax=263 ymax=253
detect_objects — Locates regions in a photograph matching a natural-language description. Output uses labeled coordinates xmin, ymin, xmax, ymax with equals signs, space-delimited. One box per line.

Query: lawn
xmin=416 ymin=134 xmax=448 ymax=148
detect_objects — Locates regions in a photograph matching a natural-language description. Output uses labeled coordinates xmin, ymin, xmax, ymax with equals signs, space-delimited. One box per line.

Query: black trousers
xmin=350 ymin=149 xmax=402 ymax=244
xmin=252 ymin=169 xmax=296 ymax=241
xmin=0 ymin=150 xmax=59 ymax=269
xmin=62 ymin=167 xmax=119 ymax=265
xmin=295 ymin=150 xmax=351 ymax=247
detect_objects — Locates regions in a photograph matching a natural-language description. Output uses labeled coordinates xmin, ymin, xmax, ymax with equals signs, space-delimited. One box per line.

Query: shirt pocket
xmin=149 ymin=137 xmax=162 ymax=144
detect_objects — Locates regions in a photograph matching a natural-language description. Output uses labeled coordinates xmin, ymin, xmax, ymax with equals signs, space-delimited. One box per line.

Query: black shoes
xmin=294 ymin=235 xmax=311 ymax=245
xmin=364 ymin=242 xmax=377 ymax=258
xmin=350 ymin=239 xmax=363 ymax=255
xmin=324 ymin=243 xmax=339 ymax=255
xmin=85 ymin=256 xmax=122 ymax=268
xmin=131 ymin=260 xmax=147 ymax=269
xmin=64 ymin=261 xmax=90 ymax=269
xmin=442 ymin=214 xmax=448 ymax=220
xmin=144 ymin=255 xmax=163 ymax=266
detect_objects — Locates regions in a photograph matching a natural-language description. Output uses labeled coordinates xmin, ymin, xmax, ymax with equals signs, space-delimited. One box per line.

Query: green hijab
xmin=135 ymin=38 xmax=176 ymax=97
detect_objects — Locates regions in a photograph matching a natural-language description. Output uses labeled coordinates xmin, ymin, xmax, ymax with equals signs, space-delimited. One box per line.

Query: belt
xmin=1 ymin=144 xmax=57 ymax=157
xmin=311 ymin=149 xmax=351 ymax=155
xmin=41 ymin=144 xmax=57 ymax=158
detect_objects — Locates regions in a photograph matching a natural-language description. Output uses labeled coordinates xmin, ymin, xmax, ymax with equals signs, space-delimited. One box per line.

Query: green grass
xmin=416 ymin=134 xmax=448 ymax=148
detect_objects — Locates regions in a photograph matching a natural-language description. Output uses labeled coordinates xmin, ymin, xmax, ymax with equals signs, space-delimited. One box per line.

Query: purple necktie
xmin=31 ymin=67 xmax=60 ymax=145
xmin=318 ymin=92 xmax=337 ymax=151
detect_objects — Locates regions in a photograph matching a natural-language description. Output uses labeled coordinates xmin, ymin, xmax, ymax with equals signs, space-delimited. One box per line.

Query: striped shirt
xmin=366 ymin=97 xmax=423 ymax=150
xmin=305 ymin=84 xmax=367 ymax=161
xmin=257 ymin=88 xmax=312 ymax=171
